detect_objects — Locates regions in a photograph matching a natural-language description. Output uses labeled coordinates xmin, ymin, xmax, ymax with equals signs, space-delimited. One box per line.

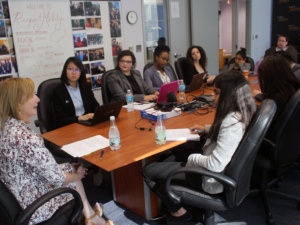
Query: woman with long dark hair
xmin=143 ymin=71 xmax=256 ymax=223
xmin=255 ymin=54 xmax=300 ymax=118
xmin=184 ymin=45 xmax=208 ymax=85
xmin=53 ymin=56 xmax=99 ymax=128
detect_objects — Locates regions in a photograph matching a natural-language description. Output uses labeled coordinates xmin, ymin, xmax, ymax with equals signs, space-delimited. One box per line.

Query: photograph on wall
xmin=91 ymin=61 xmax=105 ymax=75
xmin=7 ymin=37 xmax=14 ymax=54
xmin=5 ymin=20 xmax=11 ymax=37
xmin=73 ymin=33 xmax=87 ymax=48
xmin=70 ymin=2 xmax=84 ymax=17
xmin=0 ymin=20 xmax=6 ymax=37
xmin=72 ymin=19 xmax=86 ymax=31
xmin=0 ymin=56 xmax=12 ymax=75
xmin=84 ymin=2 xmax=101 ymax=16
xmin=87 ymin=33 xmax=103 ymax=46
xmin=11 ymin=55 xmax=18 ymax=73
xmin=85 ymin=18 xmax=101 ymax=29
xmin=0 ymin=74 xmax=12 ymax=83
xmin=109 ymin=2 xmax=121 ymax=37
xmin=91 ymin=74 xmax=102 ymax=89
xmin=88 ymin=48 xmax=104 ymax=61
xmin=83 ymin=63 xmax=90 ymax=75
xmin=75 ymin=50 xmax=88 ymax=62
xmin=2 ymin=1 xmax=9 ymax=19
xmin=0 ymin=39 xmax=9 ymax=55
xmin=112 ymin=38 xmax=122 ymax=56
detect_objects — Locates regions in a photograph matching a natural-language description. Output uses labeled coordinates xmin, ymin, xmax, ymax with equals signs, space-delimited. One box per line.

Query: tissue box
xmin=141 ymin=108 xmax=181 ymax=121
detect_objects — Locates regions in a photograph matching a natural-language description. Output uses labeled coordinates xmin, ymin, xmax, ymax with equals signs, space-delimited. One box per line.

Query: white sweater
xmin=187 ymin=112 xmax=245 ymax=194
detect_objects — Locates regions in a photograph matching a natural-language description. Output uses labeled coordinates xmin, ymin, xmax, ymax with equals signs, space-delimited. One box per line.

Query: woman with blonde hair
xmin=0 ymin=78 xmax=113 ymax=225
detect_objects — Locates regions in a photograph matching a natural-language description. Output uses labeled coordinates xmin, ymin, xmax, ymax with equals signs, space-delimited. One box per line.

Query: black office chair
xmin=101 ymin=69 xmax=117 ymax=104
xmin=174 ymin=57 xmax=186 ymax=80
xmin=143 ymin=62 xmax=179 ymax=80
xmin=35 ymin=78 xmax=71 ymax=163
xmin=252 ymin=89 xmax=300 ymax=225
xmin=227 ymin=56 xmax=255 ymax=71
xmin=0 ymin=180 xmax=82 ymax=225
xmin=165 ymin=99 xmax=277 ymax=225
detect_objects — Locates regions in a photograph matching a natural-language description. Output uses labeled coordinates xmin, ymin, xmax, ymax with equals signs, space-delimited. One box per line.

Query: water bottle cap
xmin=127 ymin=89 xmax=131 ymax=93
xmin=110 ymin=116 xmax=115 ymax=121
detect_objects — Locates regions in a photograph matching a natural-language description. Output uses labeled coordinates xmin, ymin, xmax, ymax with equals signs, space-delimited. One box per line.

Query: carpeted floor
xmin=83 ymin=168 xmax=300 ymax=225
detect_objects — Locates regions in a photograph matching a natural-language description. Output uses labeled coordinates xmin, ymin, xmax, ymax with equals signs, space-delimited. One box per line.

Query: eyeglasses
xmin=119 ymin=59 xmax=132 ymax=64
xmin=67 ymin=68 xmax=81 ymax=73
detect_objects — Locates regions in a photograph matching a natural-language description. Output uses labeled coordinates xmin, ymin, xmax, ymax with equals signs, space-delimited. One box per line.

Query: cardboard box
xmin=141 ymin=108 xmax=181 ymax=121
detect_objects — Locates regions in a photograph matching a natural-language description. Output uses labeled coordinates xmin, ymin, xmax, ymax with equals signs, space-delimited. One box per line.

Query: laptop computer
xmin=185 ymin=73 xmax=207 ymax=93
xmin=156 ymin=80 xmax=179 ymax=104
xmin=78 ymin=100 xmax=124 ymax=126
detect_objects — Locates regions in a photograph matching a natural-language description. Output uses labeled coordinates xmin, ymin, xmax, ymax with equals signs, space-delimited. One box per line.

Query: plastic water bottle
xmin=109 ymin=116 xmax=120 ymax=150
xmin=155 ymin=113 xmax=166 ymax=145
xmin=178 ymin=80 xmax=185 ymax=102
xmin=126 ymin=89 xmax=134 ymax=112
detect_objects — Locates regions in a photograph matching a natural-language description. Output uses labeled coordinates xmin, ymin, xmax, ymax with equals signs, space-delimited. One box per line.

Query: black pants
xmin=142 ymin=141 xmax=204 ymax=213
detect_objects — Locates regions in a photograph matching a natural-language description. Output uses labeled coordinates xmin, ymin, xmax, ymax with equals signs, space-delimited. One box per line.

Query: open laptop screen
xmin=156 ymin=80 xmax=179 ymax=104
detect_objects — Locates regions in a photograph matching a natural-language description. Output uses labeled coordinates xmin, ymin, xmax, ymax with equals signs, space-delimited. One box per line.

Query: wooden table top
xmin=42 ymin=76 xmax=260 ymax=172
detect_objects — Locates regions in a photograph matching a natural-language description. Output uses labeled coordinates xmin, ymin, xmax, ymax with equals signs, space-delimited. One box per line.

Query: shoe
xmin=93 ymin=202 xmax=104 ymax=217
xmin=85 ymin=212 xmax=114 ymax=225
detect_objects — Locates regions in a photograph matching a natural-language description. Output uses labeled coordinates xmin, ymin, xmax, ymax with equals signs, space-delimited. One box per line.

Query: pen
xmin=191 ymin=129 xmax=205 ymax=135
xmin=100 ymin=150 xmax=104 ymax=160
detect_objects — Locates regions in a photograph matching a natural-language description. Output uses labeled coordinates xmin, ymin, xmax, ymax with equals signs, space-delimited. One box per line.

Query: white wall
xmin=248 ymin=0 xmax=272 ymax=63
xmin=120 ymin=0 xmax=146 ymax=74
xmin=191 ymin=0 xmax=219 ymax=75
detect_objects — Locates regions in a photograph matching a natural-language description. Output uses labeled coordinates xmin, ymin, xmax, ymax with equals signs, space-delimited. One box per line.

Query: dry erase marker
xmin=100 ymin=150 xmax=104 ymax=160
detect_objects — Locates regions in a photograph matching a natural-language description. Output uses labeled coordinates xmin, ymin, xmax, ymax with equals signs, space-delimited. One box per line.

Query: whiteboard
xmin=9 ymin=0 xmax=74 ymax=89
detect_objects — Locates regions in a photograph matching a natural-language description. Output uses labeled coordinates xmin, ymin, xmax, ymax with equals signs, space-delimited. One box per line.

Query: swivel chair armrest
xmin=14 ymin=187 xmax=82 ymax=225
xmin=34 ymin=119 xmax=48 ymax=134
xmin=165 ymin=167 xmax=236 ymax=204
xmin=263 ymin=138 xmax=276 ymax=148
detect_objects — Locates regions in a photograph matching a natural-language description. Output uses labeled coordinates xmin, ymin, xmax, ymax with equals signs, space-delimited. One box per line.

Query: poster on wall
xmin=9 ymin=0 xmax=74 ymax=88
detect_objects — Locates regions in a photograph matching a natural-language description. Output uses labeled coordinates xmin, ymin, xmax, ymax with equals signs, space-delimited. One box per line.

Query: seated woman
xmin=184 ymin=45 xmax=208 ymax=85
xmin=143 ymin=71 xmax=256 ymax=223
xmin=144 ymin=45 xmax=177 ymax=91
xmin=107 ymin=50 xmax=159 ymax=102
xmin=254 ymin=54 xmax=300 ymax=121
xmin=53 ymin=57 xmax=99 ymax=128
xmin=227 ymin=48 xmax=251 ymax=72
xmin=0 ymin=78 xmax=113 ymax=225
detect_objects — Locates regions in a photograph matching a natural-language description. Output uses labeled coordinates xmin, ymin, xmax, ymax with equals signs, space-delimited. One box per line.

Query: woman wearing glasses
xmin=53 ymin=57 xmax=99 ymax=128
xmin=107 ymin=50 xmax=159 ymax=103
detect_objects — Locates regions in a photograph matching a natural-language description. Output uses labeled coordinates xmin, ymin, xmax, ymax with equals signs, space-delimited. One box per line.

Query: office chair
xmin=101 ymin=69 xmax=116 ymax=104
xmin=227 ymin=56 xmax=255 ymax=71
xmin=0 ymin=180 xmax=82 ymax=225
xmin=252 ymin=89 xmax=300 ymax=225
xmin=174 ymin=57 xmax=186 ymax=80
xmin=165 ymin=99 xmax=277 ymax=225
xmin=143 ymin=62 xmax=179 ymax=80
xmin=35 ymin=78 xmax=71 ymax=163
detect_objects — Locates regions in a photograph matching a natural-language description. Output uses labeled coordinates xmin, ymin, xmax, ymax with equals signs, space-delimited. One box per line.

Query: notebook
xmin=78 ymin=100 xmax=124 ymax=126
xmin=185 ymin=73 xmax=207 ymax=93
xmin=156 ymin=80 xmax=179 ymax=104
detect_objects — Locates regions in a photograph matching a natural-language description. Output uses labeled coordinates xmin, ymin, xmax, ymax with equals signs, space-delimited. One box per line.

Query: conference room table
xmin=41 ymin=76 xmax=260 ymax=220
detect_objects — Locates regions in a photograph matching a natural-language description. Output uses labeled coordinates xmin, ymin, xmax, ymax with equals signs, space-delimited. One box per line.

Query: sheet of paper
xmin=62 ymin=135 xmax=109 ymax=157
xmin=122 ymin=102 xmax=155 ymax=111
xmin=166 ymin=128 xmax=200 ymax=141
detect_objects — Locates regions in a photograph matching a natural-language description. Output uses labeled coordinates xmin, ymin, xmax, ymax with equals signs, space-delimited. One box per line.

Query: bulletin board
xmin=8 ymin=0 xmax=122 ymax=90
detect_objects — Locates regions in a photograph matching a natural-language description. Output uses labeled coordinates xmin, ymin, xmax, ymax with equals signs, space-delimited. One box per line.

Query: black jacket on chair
xmin=52 ymin=83 xmax=99 ymax=128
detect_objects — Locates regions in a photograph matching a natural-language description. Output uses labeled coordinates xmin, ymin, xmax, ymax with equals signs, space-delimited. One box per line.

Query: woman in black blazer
xmin=53 ymin=57 xmax=99 ymax=128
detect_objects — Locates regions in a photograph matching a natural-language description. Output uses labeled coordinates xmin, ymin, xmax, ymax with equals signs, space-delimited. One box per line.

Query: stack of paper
xmin=123 ymin=102 xmax=155 ymax=111
xmin=61 ymin=135 xmax=109 ymax=157
xmin=166 ymin=129 xmax=200 ymax=141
